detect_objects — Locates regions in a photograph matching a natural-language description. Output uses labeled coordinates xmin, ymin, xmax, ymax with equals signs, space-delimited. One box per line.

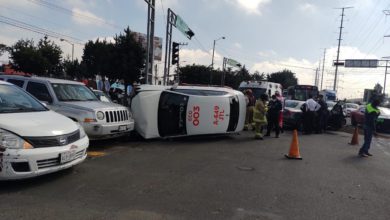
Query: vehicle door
xmin=186 ymin=95 xmax=230 ymax=135
xmin=25 ymin=81 xmax=54 ymax=108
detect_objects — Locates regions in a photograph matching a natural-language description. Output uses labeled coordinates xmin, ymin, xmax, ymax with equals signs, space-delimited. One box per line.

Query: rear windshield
xmin=285 ymin=101 xmax=301 ymax=108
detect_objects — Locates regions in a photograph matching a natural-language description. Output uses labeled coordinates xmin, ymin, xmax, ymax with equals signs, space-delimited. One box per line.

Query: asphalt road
xmin=1 ymin=130 xmax=390 ymax=220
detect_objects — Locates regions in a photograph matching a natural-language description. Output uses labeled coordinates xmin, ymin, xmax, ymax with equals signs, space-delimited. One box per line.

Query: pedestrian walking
xmin=358 ymin=99 xmax=381 ymax=157
xmin=265 ymin=95 xmax=282 ymax=138
xmin=303 ymin=94 xmax=320 ymax=134
xmin=253 ymin=94 xmax=268 ymax=139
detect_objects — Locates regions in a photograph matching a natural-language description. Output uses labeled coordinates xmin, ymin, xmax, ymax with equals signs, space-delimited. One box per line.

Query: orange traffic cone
xmin=285 ymin=129 xmax=302 ymax=160
xmin=349 ymin=126 xmax=359 ymax=145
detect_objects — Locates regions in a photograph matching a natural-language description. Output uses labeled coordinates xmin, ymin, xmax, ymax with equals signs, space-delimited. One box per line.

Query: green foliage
xmin=266 ymin=69 xmax=298 ymax=89
xmin=9 ymin=37 xmax=62 ymax=76
xmin=63 ymin=58 xmax=84 ymax=79
xmin=179 ymin=65 xmax=221 ymax=85
xmin=81 ymin=27 xmax=145 ymax=84
xmin=0 ymin=43 xmax=8 ymax=57
xmin=179 ymin=65 xmax=264 ymax=89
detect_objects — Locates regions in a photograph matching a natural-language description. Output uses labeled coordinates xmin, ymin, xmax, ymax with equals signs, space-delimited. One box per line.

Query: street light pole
xmin=60 ymin=38 xmax=74 ymax=62
xmin=210 ymin=36 xmax=225 ymax=85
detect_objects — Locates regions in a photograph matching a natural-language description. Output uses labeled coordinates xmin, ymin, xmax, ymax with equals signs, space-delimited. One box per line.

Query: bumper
xmin=0 ymin=136 xmax=89 ymax=180
xmin=82 ymin=120 xmax=135 ymax=140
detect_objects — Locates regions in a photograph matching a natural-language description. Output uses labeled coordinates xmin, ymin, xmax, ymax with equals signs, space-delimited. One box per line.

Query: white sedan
xmin=0 ymin=81 xmax=89 ymax=180
xmin=131 ymin=85 xmax=246 ymax=139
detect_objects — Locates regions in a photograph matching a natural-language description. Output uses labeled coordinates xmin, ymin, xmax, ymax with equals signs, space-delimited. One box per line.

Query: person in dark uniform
xmin=265 ymin=95 xmax=282 ymax=138
xmin=358 ymin=99 xmax=381 ymax=157
xmin=316 ymin=94 xmax=328 ymax=133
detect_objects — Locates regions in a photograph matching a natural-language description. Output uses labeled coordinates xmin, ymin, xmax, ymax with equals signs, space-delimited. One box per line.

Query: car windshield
xmin=285 ymin=100 xmax=301 ymax=108
xmin=94 ymin=90 xmax=112 ymax=102
xmin=0 ymin=84 xmax=47 ymax=113
xmin=346 ymin=104 xmax=358 ymax=109
xmin=327 ymin=102 xmax=336 ymax=108
xmin=379 ymin=107 xmax=390 ymax=115
xmin=52 ymin=83 xmax=98 ymax=101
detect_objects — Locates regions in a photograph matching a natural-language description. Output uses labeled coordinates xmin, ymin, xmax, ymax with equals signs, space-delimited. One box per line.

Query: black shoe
xmin=365 ymin=152 xmax=373 ymax=156
xmin=264 ymin=134 xmax=270 ymax=137
xmin=358 ymin=153 xmax=368 ymax=157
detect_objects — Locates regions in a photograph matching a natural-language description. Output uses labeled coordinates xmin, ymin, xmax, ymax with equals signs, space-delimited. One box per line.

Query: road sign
xmin=175 ymin=15 xmax=195 ymax=40
xmin=344 ymin=59 xmax=378 ymax=68
xmin=226 ymin=58 xmax=241 ymax=67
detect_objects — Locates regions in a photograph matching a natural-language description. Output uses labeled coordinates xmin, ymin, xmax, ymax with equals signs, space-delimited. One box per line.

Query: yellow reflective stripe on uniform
xmin=366 ymin=103 xmax=380 ymax=114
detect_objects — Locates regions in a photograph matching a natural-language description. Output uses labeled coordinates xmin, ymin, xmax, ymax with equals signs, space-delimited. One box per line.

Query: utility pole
xmin=145 ymin=0 xmax=155 ymax=85
xmin=314 ymin=68 xmax=319 ymax=86
xmin=334 ymin=7 xmax=352 ymax=91
xmin=320 ymin=49 xmax=326 ymax=90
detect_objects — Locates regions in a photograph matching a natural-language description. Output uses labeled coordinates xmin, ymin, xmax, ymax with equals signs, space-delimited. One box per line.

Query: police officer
xmin=265 ymin=95 xmax=282 ymax=138
xmin=358 ymin=99 xmax=381 ymax=157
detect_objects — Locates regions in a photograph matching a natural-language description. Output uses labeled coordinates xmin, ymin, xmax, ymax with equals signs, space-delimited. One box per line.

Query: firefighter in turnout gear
xmin=253 ymin=94 xmax=269 ymax=139
xmin=244 ymin=89 xmax=256 ymax=130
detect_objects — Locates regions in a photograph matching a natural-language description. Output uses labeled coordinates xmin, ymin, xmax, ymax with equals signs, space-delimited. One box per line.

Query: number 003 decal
xmin=188 ymin=106 xmax=200 ymax=126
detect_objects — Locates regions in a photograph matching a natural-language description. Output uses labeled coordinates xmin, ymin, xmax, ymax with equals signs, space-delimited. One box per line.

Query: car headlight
xmin=128 ymin=111 xmax=133 ymax=119
xmin=77 ymin=123 xmax=87 ymax=138
xmin=96 ymin=111 xmax=105 ymax=120
xmin=0 ymin=129 xmax=33 ymax=149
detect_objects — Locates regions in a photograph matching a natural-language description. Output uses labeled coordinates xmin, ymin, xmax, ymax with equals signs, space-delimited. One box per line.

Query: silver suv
xmin=0 ymin=75 xmax=134 ymax=140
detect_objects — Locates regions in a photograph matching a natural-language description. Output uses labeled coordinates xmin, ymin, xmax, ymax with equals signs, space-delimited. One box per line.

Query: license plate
xmin=60 ymin=151 xmax=76 ymax=164
xmin=118 ymin=125 xmax=127 ymax=131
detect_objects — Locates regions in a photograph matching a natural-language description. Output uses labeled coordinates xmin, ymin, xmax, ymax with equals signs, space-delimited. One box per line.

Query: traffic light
xmin=172 ymin=42 xmax=180 ymax=65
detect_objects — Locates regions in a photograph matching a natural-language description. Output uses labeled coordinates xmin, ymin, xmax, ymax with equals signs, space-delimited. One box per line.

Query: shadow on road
xmin=0 ymin=168 xmax=74 ymax=193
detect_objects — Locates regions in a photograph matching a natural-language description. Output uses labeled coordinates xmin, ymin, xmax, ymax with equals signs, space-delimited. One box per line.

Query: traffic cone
xmin=285 ymin=129 xmax=302 ymax=160
xmin=349 ymin=126 xmax=359 ymax=145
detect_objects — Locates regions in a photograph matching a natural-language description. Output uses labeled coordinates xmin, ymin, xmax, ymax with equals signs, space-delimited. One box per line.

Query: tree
xmin=112 ymin=27 xmax=145 ymax=85
xmin=0 ymin=43 xmax=8 ymax=57
xmin=252 ymin=71 xmax=265 ymax=81
xmin=63 ymin=58 xmax=84 ymax=79
xmin=267 ymin=69 xmax=298 ymax=89
xmin=179 ymin=64 xmax=220 ymax=85
xmin=9 ymin=37 xmax=63 ymax=76
xmin=82 ymin=38 xmax=114 ymax=79
xmin=37 ymin=36 xmax=62 ymax=76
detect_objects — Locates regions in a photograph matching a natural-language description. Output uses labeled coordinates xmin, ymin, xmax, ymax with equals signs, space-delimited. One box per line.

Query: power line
xmin=26 ymin=0 xmax=122 ymax=30
xmin=0 ymin=15 xmax=83 ymax=43
xmin=0 ymin=4 xmax=91 ymax=38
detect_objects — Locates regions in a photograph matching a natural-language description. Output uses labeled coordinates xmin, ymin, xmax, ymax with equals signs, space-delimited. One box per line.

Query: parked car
xmin=131 ymin=85 xmax=246 ymax=139
xmin=93 ymin=90 xmax=113 ymax=103
xmin=0 ymin=75 xmax=134 ymax=140
xmin=0 ymin=81 xmax=89 ymax=180
xmin=283 ymin=100 xmax=346 ymax=130
xmin=283 ymin=100 xmax=305 ymax=130
xmin=351 ymin=106 xmax=390 ymax=133
xmin=344 ymin=103 xmax=359 ymax=117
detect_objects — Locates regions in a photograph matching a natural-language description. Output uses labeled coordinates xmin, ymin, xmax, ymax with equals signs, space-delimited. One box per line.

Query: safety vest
xmin=253 ymin=100 xmax=267 ymax=124
xmin=366 ymin=103 xmax=380 ymax=114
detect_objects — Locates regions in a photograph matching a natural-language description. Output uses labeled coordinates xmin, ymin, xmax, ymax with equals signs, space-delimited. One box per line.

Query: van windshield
xmin=52 ymin=83 xmax=98 ymax=101
xmin=158 ymin=91 xmax=188 ymax=137
xmin=0 ymin=84 xmax=47 ymax=113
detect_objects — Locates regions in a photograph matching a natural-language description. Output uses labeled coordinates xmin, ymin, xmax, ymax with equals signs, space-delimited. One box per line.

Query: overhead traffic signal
xmin=172 ymin=42 xmax=180 ymax=65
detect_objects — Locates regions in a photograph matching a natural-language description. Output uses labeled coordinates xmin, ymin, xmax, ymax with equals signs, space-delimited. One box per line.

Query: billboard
xmin=133 ymin=32 xmax=163 ymax=61
xmin=344 ymin=59 xmax=378 ymax=68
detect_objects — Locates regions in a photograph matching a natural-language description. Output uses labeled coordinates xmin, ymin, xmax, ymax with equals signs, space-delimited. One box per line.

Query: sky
xmin=1 ymin=0 xmax=390 ymax=99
